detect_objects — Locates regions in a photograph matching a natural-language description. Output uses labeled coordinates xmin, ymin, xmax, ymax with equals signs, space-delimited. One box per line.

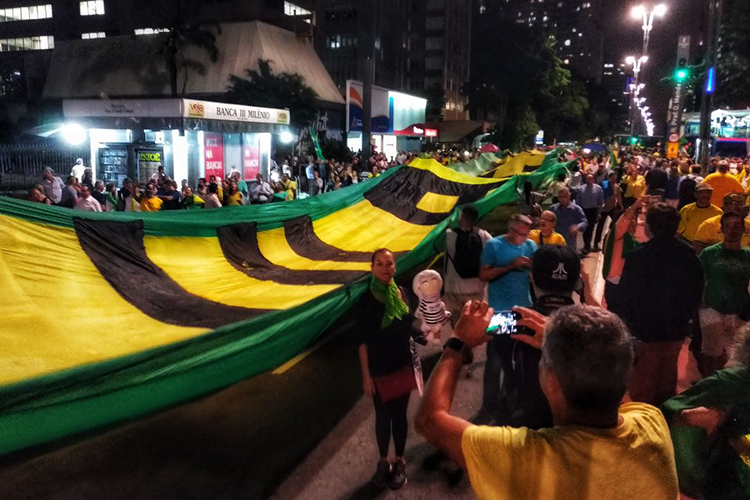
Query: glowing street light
xmin=631 ymin=4 xmax=668 ymax=55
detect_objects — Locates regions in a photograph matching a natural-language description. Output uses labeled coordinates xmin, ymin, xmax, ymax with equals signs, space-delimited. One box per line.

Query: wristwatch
xmin=444 ymin=337 xmax=466 ymax=353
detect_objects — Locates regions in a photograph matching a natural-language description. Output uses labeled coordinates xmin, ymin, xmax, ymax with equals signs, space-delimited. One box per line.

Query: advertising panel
xmin=184 ymin=99 xmax=290 ymax=125
xmin=390 ymin=91 xmax=427 ymax=135
xmin=243 ymin=133 xmax=261 ymax=179
xmin=204 ymin=133 xmax=224 ymax=180
xmin=346 ymin=81 xmax=392 ymax=133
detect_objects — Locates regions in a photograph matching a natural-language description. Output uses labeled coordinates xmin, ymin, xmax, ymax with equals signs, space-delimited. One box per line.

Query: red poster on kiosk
xmin=243 ymin=135 xmax=260 ymax=179
xmin=204 ymin=133 xmax=224 ymax=181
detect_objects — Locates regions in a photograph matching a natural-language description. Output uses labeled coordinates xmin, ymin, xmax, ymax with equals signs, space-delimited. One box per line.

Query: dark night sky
xmin=602 ymin=0 xmax=707 ymax=135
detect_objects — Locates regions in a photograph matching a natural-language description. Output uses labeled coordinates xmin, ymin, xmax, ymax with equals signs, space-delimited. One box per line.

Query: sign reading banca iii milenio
xmin=184 ymin=99 xmax=290 ymax=125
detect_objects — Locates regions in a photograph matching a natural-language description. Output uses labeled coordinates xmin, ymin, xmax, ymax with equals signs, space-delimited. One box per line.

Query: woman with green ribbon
xmin=357 ymin=248 xmax=425 ymax=491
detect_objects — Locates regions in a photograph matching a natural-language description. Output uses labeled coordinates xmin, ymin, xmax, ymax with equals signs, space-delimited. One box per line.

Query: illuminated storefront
xmin=345 ymin=81 xmax=434 ymax=159
xmin=62 ymin=98 xmax=291 ymax=186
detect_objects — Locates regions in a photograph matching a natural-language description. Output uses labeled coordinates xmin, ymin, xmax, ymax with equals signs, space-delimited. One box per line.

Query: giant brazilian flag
xmin=0 ymin=153 xmax=568 ymax=455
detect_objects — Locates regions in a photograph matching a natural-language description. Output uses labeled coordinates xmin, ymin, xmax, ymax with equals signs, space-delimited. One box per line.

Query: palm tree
xmin=155 ymin=0 xmax=221 ymax=96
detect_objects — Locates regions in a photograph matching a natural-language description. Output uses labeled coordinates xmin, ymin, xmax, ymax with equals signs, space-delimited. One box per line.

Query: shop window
xmin=81 ymin=32 xmax=105 ymax=39
xmin=0 ymin=35 xmax=53 ymax=51
xmin=0 ymin=4 xmax=52 ymax=22
xmin=80 ymin=1 xmax=105 ymax=16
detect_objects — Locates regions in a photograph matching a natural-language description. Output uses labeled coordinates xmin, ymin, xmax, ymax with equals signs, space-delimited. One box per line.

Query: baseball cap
xmin=532 ymin=245 xmax=581 ymax=292
xmin=694 ymin=182 xmax=714 ymax=192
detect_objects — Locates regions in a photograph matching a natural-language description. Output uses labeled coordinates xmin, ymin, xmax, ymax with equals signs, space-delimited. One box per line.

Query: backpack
xmin=450 ymin=229 xmax=483 ymax=279
xmin=678 ymin=176 xmax=697 ymax=210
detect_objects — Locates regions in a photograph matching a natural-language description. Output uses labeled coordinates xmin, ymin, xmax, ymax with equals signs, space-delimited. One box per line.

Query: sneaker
xmin=372 ymin=459 xmax=391 ymax=489
xmin=389 ymin=460 xmax=408 ymax=490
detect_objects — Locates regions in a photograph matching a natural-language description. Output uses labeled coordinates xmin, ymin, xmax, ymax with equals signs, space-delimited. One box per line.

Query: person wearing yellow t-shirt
xmin=415 ymin=304 xmax=679 ymax=500
xmin=281 ymin=173 xmax=297 ymax=201
xmin=678 ymin=183 xmax=723 ymax=242
xmin=622 ymin=167 xmax=645 ymax=208
xmin=139 ymin=183 xmax=163 ymax=212
xmin=693 ymin=192 xmax=750 ymax=253
xmin=225 ymin=180 xmax=244 ymax=206
xmin=703 ymin=160 xmax=744 ymax=208
xmin=528 ymin=210 xmax=567 ymax=246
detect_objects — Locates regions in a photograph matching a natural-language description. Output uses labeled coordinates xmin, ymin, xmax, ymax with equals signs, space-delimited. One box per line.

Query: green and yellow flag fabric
xmin=0 ymin=153 xmax=568 ymax=455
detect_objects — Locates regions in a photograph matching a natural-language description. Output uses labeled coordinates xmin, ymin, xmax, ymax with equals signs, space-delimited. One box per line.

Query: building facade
xmin=473 ymin=0 xmax=604 ymax=82
xmin=314 ymin=0 xmax=471 ymax=121
xmin=0 ymin=0 xmax=316 ymax=101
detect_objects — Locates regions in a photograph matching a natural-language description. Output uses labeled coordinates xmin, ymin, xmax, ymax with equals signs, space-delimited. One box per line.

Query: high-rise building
xmin=473 ymin=0 xmax=604 ymax=82
xmin=601 ymin=60 xmax=630 ymax=131
xmin=315 ymin=0 xmax=472 ymax=121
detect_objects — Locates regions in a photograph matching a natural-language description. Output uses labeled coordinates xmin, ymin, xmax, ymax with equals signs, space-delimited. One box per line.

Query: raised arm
xmin=415 ymin=301 xmax=494 ymax=468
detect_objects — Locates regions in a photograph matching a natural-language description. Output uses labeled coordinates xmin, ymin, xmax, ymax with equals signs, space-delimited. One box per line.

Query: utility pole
xmin=360 ymin=0 xmax=375 ymax=159
xmin=698 ymin=0 xmax=722 ymax=169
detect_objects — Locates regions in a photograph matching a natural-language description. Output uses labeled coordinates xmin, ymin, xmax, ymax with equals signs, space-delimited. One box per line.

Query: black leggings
xmin=373 ymin=392 xmax=410 ymax=458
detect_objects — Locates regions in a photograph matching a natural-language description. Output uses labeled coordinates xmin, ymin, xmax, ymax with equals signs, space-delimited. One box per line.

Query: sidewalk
xmin=270 ymin=341 xmax=485 ymax=500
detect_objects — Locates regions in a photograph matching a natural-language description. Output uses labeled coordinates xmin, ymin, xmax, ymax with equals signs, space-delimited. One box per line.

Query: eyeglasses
xmin=510 ymin=226 xmax=531 ymax=238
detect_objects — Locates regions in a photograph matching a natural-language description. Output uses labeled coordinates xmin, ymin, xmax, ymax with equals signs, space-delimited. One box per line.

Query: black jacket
xmin=619 ymin=236 xmax=704 ymax=342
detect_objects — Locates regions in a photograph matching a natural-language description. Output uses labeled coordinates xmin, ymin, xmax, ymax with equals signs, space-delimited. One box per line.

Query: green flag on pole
xmin=310 ymin=127 xmax=326 ymax=161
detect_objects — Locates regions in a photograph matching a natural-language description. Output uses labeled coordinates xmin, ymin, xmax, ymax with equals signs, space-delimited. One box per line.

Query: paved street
xmin=0 ymin=227 xmax=699 ymax=500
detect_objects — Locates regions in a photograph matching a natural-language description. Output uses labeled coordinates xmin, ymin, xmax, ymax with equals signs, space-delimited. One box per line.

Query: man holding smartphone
xmin=486 ymin=244 xmax=582 ymax=429
xmin=415 ymin=303 xmax=679 ymax=500
xmin=478 ymin=214 xmax=536 ymax=420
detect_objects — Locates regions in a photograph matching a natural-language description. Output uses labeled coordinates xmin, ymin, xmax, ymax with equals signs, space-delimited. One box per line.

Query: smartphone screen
xmin=486 ymin=311 xmax=519 ymax=335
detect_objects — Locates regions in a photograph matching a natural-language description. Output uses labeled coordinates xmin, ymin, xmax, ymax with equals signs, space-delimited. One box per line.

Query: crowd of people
xmin=20 ymin=146 xmax=750 ymax=499
xmin=357 ymin=150 xmax=750 ymax=500
xmin=28 ymin=150 xmax=430 ymax=212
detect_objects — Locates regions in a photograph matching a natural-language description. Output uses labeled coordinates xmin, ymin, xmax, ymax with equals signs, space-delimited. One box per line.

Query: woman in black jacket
xmin=358 ymin=248 xmax=424 ymax=491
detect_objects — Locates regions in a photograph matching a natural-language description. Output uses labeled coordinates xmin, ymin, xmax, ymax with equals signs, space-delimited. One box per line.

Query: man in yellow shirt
xmin=415 ymin=303 xmax=679 ymax=500
xmin=693 ymin=193 xmax=750 ymax=253
xmin=703 ymin=160 xmax=744 ymax=207
xmin=139 ymin=183 xmax=163 ymax=212
xmin=528 ymin=210 xmax=567 ymax=246
xmin=678 ymin=183 xmax=722 ymax=243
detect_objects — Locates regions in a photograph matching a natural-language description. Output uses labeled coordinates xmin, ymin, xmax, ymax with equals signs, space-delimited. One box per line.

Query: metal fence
xmin=0 ymin=143 xmax=90 ymax=194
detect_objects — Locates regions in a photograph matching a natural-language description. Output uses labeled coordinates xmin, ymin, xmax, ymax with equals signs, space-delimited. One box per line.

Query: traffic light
xmin=630 ymin=136 xmax=638 ymax=145
xmin=675 ymin=57 xmax=688 ymax=81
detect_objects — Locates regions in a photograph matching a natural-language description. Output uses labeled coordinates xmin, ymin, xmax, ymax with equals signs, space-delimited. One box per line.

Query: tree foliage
xmin=420 ymin=84 xmax=446 ymax=122
xmin=149 ymin=0 xmax=221 ymax=97
xmin=465 ymin=22 xmax=589 ymax=148
xmin=226 ymin=59 xmax=319 ymax=130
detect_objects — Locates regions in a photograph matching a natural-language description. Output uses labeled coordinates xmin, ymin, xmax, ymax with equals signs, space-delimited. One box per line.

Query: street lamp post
xmin=628 ymin=4 xmax=666 ymax=139
xmin=626 ymin=56 xmax=648 ymax=137
xmin=631 ymin=4 xmax=667 ymax=56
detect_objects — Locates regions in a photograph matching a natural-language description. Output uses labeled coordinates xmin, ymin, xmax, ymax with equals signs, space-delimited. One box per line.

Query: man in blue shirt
xmin=574 ymin=173 xmax=605 ymax=255
xmin=549 ymin=187 xmax=588 ymax=254
xmin=478 ymin=214 xmax=537 ymax=418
